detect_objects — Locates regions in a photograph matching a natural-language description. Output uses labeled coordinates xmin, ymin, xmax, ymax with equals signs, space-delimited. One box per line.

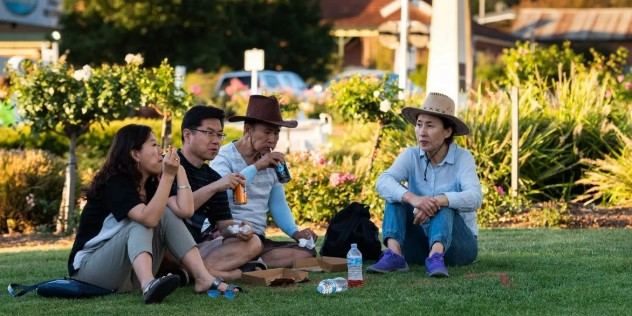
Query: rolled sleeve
xmin=376 ymin=148 xmax=415 ymax=203
xmin=443 ymin=151 xmax=482 ymax=212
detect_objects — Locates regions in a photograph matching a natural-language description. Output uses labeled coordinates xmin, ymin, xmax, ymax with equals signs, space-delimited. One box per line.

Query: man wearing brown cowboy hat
xmin=366 ymin=92 xmax=482 ymax=277
xmin=211 ymin=95 xmax=317 ymax=268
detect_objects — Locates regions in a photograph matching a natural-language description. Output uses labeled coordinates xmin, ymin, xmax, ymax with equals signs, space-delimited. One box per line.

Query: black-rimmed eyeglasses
xmin=189 ymin=129 xmax=227 ymax=140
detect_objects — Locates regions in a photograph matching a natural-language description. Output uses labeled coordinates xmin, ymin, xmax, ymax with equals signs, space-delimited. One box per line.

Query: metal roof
xmin=512 ymin=8 xmax=632 ymax=41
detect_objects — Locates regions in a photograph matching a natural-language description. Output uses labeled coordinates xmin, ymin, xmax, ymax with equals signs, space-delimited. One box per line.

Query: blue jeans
xmin=382 ymin=202 xmax=478 ymax=266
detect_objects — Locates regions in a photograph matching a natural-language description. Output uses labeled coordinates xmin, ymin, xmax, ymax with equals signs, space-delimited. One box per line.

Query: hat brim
xmin=227 ymin=115 xmax=298 ymax=128
xmin=401 ymin=107 xmax=470 ymax=136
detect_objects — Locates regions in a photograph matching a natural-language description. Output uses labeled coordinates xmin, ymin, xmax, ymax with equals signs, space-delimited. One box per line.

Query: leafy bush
xmin=574 ymin=126 xmax=632 ymax=207
xmin=0 ymin=149 xmax=65 ymax=233
xmin=284 ymin=151 xmax=366 ymax=223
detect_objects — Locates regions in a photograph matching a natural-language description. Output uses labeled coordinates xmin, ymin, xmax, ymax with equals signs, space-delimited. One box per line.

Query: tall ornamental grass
xmin=460 ymin=65 xmax=630 ymax=222
xmin=574 ymin=126 xmax=632 ymax=207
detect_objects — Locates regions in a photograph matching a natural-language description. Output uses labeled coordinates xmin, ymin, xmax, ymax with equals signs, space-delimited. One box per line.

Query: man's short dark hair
xmin=181 ymin=105 xmax=225 ymax=141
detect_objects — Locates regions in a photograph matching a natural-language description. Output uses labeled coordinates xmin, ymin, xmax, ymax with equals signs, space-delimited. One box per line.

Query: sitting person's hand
xmin=254 ymin=151 xmax=285 ymax=171
xmin=236 ymin=220 xmax=253 ymax=241
xmin=293 ymin=228 xmax=318 ymax=242
xmin=213 ymin=173 xmax=245 ymax=192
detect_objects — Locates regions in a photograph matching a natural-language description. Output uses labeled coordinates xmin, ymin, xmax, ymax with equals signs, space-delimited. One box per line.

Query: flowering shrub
xmin=8 ymin=54 xmax=193 ymax=233
xmin=0 ymin=149 xmax=65 ymax=233
xmin=284 ymin=151 xmax=367 ymax=223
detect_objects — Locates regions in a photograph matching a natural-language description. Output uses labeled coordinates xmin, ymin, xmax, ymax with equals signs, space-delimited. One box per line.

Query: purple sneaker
xmin=365 ymin=249 xmax=410 ymax=273
xmin=425 ymin=253 xmax=449 ymax=277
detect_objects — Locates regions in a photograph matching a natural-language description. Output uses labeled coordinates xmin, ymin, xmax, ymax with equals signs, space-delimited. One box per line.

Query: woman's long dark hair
xmin=86 ymin=124 xmax=156 ymax=200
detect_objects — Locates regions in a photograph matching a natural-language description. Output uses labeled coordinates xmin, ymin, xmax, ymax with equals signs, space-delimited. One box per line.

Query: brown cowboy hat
xmin=401 ymin=92 xmax=470 ymax=136
xmin=227 ymin=95 xmax=298 ymax=128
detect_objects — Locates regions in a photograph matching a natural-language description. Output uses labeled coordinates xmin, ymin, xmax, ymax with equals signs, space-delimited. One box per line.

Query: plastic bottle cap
xmin=351 ymin=243 xmax=357 ymax=248
xmin=317 ymin=285 xmax=324 ymax=292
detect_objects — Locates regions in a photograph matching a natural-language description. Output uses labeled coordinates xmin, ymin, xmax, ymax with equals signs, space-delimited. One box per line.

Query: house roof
xmin=320 ymin=0 xmax=431 ymax=29
xmin=512 ymin=8 xmax=632 ymax=41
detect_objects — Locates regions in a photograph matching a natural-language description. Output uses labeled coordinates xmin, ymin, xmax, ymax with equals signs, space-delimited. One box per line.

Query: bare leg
xmin=261 ymin=248 xmax=314 ymax=268
xmin=132 ymin=252 xmax=155 ymax=290
xmin=200 ymin=237 xmax=261 ymax=280
xmin=180 ymin=246 xmax=235 ymax=293
xmin=386 ymin=238 xmax=403 ymax=256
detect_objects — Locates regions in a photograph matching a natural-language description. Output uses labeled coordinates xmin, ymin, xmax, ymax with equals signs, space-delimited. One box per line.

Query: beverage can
xmin=275 ymin=161 xmax=292 ymax=183
xmin=233 ymin=183 xmax=247 ymax=205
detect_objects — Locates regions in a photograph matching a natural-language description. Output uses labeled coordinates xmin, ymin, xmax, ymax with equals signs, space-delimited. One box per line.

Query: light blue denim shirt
xmin=375 ymin=143 xmax=483 ymax=235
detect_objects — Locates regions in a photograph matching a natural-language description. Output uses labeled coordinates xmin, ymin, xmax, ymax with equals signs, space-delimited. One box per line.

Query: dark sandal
xmin=239 ymin=260 xmax=268 ymax=272
xmin=142 ymin=274 xmax=180 ymax=304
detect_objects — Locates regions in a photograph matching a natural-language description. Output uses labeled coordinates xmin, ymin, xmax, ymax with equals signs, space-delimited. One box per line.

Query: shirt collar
xmin=419 ymin=143 xmax=456 ymax=166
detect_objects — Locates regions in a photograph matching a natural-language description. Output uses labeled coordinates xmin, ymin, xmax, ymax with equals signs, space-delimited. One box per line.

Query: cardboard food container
xmin=242 ymin=268 xmax=309 ymax=286
xmin=293 ymin=256 xmax=348 ymax=272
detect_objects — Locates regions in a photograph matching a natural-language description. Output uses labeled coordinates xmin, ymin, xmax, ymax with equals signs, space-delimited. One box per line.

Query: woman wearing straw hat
xmin=211 ymin=95 xmax=317 ymax=268
xmin=366 ymin=92 xmax=482 ymax=277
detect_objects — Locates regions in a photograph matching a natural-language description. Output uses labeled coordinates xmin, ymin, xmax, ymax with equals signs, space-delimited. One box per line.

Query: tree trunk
xmin=56 ymin=132 xmax=77 ymax=235
xmin=161 ymin=111 xmax=172 ymax=148
xmin=368 ymin=120 xmax=384 ymax=173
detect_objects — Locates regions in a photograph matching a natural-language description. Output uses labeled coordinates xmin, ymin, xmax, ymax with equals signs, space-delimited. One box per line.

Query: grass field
xmin=1 ymin=229 xmax=631 ymax=315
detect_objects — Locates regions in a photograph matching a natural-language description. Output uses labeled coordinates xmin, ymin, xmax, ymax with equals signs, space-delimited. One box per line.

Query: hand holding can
xmin=269 ymin=148 xmax=291 ymax=183
xmin=233 ymin=183 xmax=247 ymax=205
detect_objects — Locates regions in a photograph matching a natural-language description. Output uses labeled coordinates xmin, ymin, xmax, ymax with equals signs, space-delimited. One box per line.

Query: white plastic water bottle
xmin=347 ymin=243 xmax=364 ymax=287
xmin=316 ymin=277 xmax=348 ymax=295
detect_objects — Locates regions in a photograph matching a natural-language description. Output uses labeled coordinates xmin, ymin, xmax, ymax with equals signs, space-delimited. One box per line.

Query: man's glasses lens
xmin=191 ymin=129 xmax=226 ymax=140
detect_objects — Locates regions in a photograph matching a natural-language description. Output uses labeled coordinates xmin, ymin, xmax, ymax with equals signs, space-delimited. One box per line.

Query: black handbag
xmin=8 ymin=278 xmax=115 ymax=299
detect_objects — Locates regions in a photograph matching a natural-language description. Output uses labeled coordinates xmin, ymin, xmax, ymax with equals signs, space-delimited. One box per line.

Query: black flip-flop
xmin=238 ymin=260 xmax=268 ymax=272
xmin=142 ymin=274 xmax=180 ymax=304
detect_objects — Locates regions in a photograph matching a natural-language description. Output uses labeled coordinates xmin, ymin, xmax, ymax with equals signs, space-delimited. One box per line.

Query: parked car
xmin=324 ymin=69 xmax=424 ymax=95
xmin=213 ymin=70 xmax=307 ymax=97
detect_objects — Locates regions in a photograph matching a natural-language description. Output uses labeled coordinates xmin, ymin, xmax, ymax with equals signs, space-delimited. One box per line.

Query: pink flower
xmin=329 ymin=173 xmax=341 ymax=187
xmin=494 ymin=186 xmax=505 ymax=196
xmin=346 ymin=173 xmax=357 ymax=182
xmin=624 ymin=82 xmax=632 ymax=90
xmin=318 ymin=157 xmax=326 ymax=165
xmin=189 ymin=84 xmax=202 ymax=96
xmin=617 ymin=74 xmax=625 ymax=83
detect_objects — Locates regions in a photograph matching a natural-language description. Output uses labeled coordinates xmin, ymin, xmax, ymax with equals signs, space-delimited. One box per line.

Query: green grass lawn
xmin=2 ymin=229 xmax=632 ymax=315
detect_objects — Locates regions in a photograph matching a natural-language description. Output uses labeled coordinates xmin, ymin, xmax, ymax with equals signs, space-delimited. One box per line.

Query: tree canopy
xmin=60 ymin=0 xmax=336 ymax=82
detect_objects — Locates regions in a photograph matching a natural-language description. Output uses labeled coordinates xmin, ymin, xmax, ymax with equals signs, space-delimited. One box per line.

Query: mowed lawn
xmin=1 ymin=229 xmax=631 ymax=315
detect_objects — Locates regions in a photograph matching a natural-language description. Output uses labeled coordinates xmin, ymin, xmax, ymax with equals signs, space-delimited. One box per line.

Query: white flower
xmin=379 ymin=99 xmax=391 ymax=112
xmin=373 ymin=90 xmax=380 ymax=98
xmin=73 ymin=65 xmax=92 ymax=81
xmin=81 ymin=65 xmax=91 ymax=80
xmin=72 ymin=70 xmax=83 ymax=81
xmin=125 ymin=53 xmax=144 ymax=65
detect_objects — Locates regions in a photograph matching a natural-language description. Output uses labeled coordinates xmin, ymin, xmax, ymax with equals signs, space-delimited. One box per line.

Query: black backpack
xmin=320 ymin=202 xmax=383 ymax=261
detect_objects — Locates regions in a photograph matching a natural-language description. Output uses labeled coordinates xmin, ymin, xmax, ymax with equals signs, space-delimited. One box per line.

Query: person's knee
xmin=246 ymin=237 xmax=263 ymax=257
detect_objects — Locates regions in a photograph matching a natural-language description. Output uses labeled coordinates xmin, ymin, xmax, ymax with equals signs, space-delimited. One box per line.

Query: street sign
xmin=244 ymin=49 xmax=264 ymax=71
xmin=378 ymin=20 xmax=429 ymax=49
xmin=244 ymin=48 xmax=265 ymax=94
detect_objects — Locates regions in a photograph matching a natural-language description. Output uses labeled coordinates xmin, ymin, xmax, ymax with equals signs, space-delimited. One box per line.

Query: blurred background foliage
xmin=1 ymin=40 xmax=631 ymax=233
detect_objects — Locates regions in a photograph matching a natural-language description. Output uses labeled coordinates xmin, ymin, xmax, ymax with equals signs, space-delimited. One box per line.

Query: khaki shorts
xmin=198 ymin=236 xmax=225 ymax=252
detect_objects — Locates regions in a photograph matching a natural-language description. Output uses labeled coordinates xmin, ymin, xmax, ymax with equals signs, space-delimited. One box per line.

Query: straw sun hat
xmin=401 ymin=92 xmax=470 ymax=136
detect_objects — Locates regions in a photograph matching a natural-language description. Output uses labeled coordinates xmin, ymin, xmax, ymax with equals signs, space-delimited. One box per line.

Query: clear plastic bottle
xmin=316 ymin=277 xmax=348 ymax=295
xmin=347 ymin=243 xmax=364 ymax=287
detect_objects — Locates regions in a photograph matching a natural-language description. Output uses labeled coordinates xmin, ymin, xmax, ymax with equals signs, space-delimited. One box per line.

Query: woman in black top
xmin=68 ymin=124 xmax=239 ymax=304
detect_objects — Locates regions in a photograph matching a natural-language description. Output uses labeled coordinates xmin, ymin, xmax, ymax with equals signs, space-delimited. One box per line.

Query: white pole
xmin=397 ymin=0 xmax=408 ymax=97
xmin=511 ymin=86 xmax=519 ymax=197
xmin=251 ymin=70 xmax=259 ymax=95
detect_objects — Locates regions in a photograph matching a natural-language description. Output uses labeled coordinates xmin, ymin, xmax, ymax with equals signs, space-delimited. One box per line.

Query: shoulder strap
xmin=8 ymin=279 xmax=58 ymax=297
